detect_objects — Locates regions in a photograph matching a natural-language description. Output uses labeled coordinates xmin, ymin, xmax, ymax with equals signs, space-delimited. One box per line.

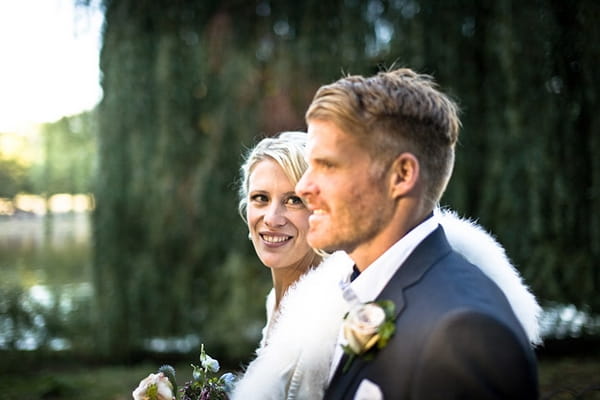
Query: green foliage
xmin=376 ymin=300 xmax=396 ymax=350
xmin=30 ymin=112 xmax=97 ymax=196
xmin=91 ymin=0 xmax=600 ymax=363
xmin=0 ymin=157 xmax=30 ymax=197
xmin=0 ymin=111 xmax=97 ymax=201
xmin=93 ymin=0 xmax=265 ymax=360
xmin=429 ymin=1 xmax=600 ymax=313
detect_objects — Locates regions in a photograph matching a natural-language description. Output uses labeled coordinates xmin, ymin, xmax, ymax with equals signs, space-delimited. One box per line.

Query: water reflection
xmin=0 ymin=211 xmax=92 ymax=351
xmin=0 ymin=282 xmax=92 ymax=351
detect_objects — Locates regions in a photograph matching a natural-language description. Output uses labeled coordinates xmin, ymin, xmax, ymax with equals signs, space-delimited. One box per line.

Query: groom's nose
xmin=295 ymin=169 xmax=317 ymax=200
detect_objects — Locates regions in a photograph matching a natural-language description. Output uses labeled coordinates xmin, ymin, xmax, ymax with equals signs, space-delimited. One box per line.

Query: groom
xmin=296 ymin=68 xmax=539 ymax=399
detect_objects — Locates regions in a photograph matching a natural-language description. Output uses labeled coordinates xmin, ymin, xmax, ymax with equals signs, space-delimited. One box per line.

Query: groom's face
xmin=296 ymin=119 xmax=394 ymax=260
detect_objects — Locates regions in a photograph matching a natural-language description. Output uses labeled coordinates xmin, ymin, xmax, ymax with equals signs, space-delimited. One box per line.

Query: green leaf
xmin=376 ymin=300 xmax=396 ymax=319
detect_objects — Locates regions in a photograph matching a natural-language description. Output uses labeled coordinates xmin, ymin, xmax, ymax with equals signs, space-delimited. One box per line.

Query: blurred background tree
xmin=0 ymin=111 xmax=96 ymax=202
xmin=85 ymin=0 xmax=599 ymax=362
xmin=0 ymin=157 xmax=30 ymax=198
xmin=33 ymin=112 xmax=97 ymax=197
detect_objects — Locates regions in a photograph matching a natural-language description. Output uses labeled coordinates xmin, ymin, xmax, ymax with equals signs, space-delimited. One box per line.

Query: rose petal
xmin=344 ymin=324 xmax=364 ymax=354
xmin=352 ymin=304 xmax=385 ymax=329
xmin=363 ymin=333 xmax=380 ymax=352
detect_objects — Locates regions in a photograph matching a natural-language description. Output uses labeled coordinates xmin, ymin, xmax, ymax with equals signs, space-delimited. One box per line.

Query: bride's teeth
xmin=263 ymin=235 xmax=289 ymax=243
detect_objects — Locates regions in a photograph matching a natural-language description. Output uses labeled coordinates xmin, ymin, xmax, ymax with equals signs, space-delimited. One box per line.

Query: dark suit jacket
xmin=325 ymin=226 xmax=539 ymax=399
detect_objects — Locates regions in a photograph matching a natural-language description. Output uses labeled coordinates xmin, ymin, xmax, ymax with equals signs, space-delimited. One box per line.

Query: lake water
xmin=0 ymin=212 xmax=92 ymax=351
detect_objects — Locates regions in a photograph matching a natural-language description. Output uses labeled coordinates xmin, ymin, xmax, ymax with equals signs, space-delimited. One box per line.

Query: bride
xmin=231 ymin=131 xmax=542 ymax=400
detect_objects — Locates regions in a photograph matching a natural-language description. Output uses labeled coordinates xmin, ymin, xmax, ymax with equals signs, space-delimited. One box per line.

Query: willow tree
xmin=94 ymin=0 xmax=263 ymax=359
xmin=435 ymin=1 xmax=600 ymax=314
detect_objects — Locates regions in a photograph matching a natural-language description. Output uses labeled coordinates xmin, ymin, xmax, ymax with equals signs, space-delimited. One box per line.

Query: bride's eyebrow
xmin=249 ymin=190 xmax=268 ymax=196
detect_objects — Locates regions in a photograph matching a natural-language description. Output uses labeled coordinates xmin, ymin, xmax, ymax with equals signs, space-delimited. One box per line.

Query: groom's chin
xmin=307 ymin=233 xmax=339 ymax=254
xmin=307 ymin=232 xmax=328 ymax=251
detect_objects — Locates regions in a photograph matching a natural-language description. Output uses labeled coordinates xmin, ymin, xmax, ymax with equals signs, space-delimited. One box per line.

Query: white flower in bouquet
xmin=132 ymin=371 xmax=175 ymax=400
xmin=199 ymin=351 xmax=220 ymax=374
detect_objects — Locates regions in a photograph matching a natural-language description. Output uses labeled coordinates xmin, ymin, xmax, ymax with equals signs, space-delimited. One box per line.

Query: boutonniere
xmin=339 ymin=282 xmax=396 ymax=373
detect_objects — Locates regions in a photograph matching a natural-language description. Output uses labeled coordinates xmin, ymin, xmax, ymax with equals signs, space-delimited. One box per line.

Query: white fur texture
xmin=231 ymin=211 xmax=542 ymax=399
xmin=231 ymin=251 xmax=353 ymax=400
xmin=436 ymin=208 xmax=543 ymax=345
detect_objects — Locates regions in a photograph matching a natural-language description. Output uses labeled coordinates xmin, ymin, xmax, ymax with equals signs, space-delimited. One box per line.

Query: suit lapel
xmin=325 ymin=226 xmax=452 ymax=399
xmin=377 ymin=226 xmax=452 ymax=316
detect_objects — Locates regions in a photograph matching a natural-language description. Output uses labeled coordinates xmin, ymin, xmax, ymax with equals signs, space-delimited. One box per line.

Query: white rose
xmin=132 ymin=372 xmax=175 ymax=400
xmin=343 ymin=303 xmax=386 ymax=355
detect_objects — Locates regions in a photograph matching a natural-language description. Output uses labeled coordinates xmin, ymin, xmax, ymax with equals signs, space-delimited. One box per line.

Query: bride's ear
xmin=389 ymin=152 xmax=419 ymax=199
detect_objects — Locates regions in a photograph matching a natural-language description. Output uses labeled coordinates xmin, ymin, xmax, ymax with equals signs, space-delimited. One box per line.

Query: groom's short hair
xmin=306 ymin=68 xmax=461 ymax=207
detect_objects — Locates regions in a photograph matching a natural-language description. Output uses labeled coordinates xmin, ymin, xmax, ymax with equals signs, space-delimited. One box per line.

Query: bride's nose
xmin=264 ymin=202 xmax=286 ymax=227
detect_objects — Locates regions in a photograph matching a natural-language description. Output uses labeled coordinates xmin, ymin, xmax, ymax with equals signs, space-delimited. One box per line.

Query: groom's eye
xmin=316 ymin=158 xmax=335 ymax=170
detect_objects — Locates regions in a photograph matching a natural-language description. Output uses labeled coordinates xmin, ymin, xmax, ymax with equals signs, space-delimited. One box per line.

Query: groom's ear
xmin=388 ymin=152 xmax=420 ymax=199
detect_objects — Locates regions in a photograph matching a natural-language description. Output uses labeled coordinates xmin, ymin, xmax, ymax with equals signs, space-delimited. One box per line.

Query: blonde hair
xmin=306 ymin=68 xmax=461 ymax=206
xmin=238 ymin=131 xmax=308 ymax=222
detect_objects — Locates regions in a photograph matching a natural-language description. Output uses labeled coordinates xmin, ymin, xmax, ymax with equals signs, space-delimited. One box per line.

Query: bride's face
xmin=246 ymin=158 xmax=313 ymax=270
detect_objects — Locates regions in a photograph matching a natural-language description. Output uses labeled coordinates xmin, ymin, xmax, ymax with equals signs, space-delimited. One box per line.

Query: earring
xmin=248 ymin=233 xmax=252 ymax=240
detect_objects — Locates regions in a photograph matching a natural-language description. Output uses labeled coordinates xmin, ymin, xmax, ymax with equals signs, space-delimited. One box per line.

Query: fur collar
xmin=436 ymin=208 xmax=542 ymax=344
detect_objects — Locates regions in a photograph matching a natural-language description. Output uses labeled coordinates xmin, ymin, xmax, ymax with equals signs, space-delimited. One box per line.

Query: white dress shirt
xmin=328 ymin=214 xmax=440 ymax=381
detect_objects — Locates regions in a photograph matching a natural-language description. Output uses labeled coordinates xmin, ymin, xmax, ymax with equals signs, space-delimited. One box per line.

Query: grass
xmin=0 ymin=356 xmax=598 ymax=399
xmin=0 ymin=362 xmax=195 ymax=400
xmin=539 ymin=357 xmax=600 ymax=399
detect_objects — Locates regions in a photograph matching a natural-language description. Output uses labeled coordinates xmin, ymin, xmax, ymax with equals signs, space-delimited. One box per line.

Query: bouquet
xmin=133 ymin=344 xmax=235 ymax=400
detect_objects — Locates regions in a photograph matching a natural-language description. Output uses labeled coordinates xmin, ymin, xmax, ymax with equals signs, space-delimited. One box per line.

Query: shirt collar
xmin=350 ymin=212 xmax=439 ymax=303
